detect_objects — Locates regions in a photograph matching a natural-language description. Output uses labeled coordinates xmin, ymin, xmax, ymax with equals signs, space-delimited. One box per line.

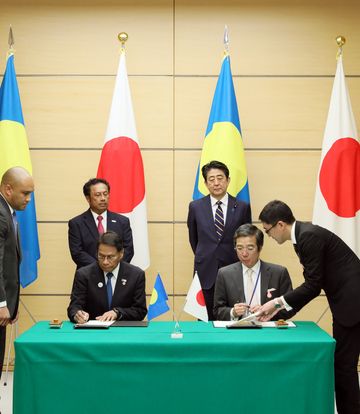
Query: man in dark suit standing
xmin=214 ymin=224 xmax=294 ymax=321
xmin=0 ymin=167 xmax=34 ymax=379
xmin=67 ymin=231 xmax=146 ymax=323
xmin=187 ymin=160 xmax=251 ymax=320
xmin=258 ymin=200 xmax=360 ymax=414
xmin=68 ymin=178 xmax=134 ymax=268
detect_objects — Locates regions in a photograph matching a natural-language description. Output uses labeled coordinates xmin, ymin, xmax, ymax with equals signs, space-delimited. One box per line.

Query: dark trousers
xmin=203 ymin=285 xmax=215 ymax=321
xmin=0 ymin=326 xmax=5 ymax=380
xmin=333 ymin=319 xmax=360 ymax=414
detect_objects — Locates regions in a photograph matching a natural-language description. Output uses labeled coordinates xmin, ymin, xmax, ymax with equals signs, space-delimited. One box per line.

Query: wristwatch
xmin=274 ymin=298 xmax=282 ymax=309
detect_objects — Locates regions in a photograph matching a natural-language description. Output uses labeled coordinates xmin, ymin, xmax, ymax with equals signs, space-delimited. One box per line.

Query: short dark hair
xmin=201 ymin=161 xmax=229 ymax=181
xmin=97 ymin=231 xmax=124 ymax=252
xmin=259 ymin=200 xmax=296 ymax=225
xmin=83 ymin=178 xmax=110 ymax=197
xmin=234 ymin=223 xmax=264 ymax=250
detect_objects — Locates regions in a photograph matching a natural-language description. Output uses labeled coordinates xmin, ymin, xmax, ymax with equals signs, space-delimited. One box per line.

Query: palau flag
xmin=0 ymin=52 xmax=40 ymax=287
xmin=147 ymin=274 xmax=170 ymax=321
xmin=192 ymin=53 xmax=251 ymax=206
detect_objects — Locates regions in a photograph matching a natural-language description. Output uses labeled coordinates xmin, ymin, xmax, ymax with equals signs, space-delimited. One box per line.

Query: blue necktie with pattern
xmin=106 ymin=272 xmax=113 ymax=309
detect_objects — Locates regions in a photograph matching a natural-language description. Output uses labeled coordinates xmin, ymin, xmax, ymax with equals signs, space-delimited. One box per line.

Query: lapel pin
xmin=121 ymin=279 xmax=127 ymax=286
xmin=98 ymin=282 xmax=103 ymax=288
xmin=111 ymin=220 xmax=117 ymax=223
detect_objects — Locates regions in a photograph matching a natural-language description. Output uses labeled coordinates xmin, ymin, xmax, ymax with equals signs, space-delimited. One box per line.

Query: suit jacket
xmin=67 ymin=261 xmax=147 ymax=322
xmin=187 ymin=194 xmax=251 ymax=289
xmin=0 ymin=195 xmax=20 ymax=319
xmin=214 ymin=260 xmax=295 ymax=320
xmin=284 ymin=221 xmax=360 ymax=328
xmin=68 ymin=209 xmax=134 ymax=268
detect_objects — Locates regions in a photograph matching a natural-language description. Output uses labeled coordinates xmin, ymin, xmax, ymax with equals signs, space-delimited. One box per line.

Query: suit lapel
xmin=113 ymin=263 xmax=126 ymax=299
xmin=202 ymin=195 xmax=218 ymax=237
xmin=260 ymin=261 xmax=271 ymax=303
xmin=224 ymin=195 xmax=236 ymax=234
xmin=83 ymin=209 xmax=99 ymax=240
xmin=93 ymin=265 xmax=108 ymax=308
xmin=233 ymin=262 xmax=246 ymax=302
xmin=107 ymin=211 xmax=117 ymax=231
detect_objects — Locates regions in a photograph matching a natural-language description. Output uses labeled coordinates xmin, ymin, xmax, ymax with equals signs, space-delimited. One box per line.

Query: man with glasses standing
xmin=67 ymin=231 xmax=146 ymax=324
xmin=257 ymin=200 xmax=360 ymax=414
xmin=213 ymin=224 xmax=294 ymax=321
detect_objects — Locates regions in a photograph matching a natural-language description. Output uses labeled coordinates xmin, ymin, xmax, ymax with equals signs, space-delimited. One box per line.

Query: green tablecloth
xmin=13 ymin=321 xmax=335 ymax=414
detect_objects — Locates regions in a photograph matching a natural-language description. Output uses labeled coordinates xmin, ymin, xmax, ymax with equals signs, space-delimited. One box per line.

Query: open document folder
xmin=74 ymin=320 xmax=113 ymax=329
xmin=213 ymin=312 xmax=296 ymax=328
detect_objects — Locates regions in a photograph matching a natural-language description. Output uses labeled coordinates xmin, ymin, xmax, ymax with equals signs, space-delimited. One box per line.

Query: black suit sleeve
xmin=243 ymin=202 xmax=252 ymax=224
xmin=68 ymin=219 xmax=96 ymax=268
xmin=113 ymin=269 xmax=147 ymax=321
xmin=275 ymin=267 xmax=297 ymax=320
xmin=284 ymin=232 xmax=323 ymax=312
xmin=67 ymin=269 xmax=88 ymax=322
xmin=187 ymin=202 xmax=198 ymax=254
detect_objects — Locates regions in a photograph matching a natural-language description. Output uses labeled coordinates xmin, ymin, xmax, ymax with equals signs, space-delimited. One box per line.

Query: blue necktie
xmin=106 ymin=272 xmax=113 ymax=309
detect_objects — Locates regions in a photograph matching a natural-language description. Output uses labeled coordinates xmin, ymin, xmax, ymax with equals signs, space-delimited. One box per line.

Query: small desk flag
xmin=184 ymin=272 xmax=208 ymax=322
xmin=148 ymin=274 xmax=170 ymax=320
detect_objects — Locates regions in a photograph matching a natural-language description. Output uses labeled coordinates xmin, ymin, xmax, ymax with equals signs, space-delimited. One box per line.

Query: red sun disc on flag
xmin=97 ymin=137 xmax=145 ymax=213
xmin=196 ymin=290 xmax=206 ymax=306
xmin=319 ymin=137 xmax=360 ymax=218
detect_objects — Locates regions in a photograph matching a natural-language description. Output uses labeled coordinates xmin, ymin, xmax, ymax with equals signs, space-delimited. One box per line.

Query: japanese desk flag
xmin=184 ymin=271 xmax=208 ymax=322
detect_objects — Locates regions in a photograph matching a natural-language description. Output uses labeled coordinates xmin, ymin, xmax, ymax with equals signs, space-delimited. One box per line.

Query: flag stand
xmin=171 ymin=309 xmax=184 ymax=339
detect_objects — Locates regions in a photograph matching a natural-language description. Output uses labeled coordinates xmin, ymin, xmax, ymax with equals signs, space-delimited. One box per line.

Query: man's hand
xmin=233 ymin=302 xmax=250 ymax=318
xmin=96 ymin=310 xmax=117 ymax=322
xmin=257 ymin=299 xmax=280 ymax=321
xmin=0 ymin=307 xmax=11 ymax=326
xmin=11 ymin=311 xmax=19 ymax=324
xmin=74 ymin=310 xmax=89 ymax=324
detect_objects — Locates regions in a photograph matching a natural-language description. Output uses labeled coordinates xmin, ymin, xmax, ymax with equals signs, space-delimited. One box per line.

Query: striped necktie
xmin=215 ymin=201 xmax=225 ymax=239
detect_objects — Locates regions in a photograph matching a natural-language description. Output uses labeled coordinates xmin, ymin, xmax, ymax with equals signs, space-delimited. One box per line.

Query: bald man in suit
xmin=0 ymin=167 xmax=34 ymax=378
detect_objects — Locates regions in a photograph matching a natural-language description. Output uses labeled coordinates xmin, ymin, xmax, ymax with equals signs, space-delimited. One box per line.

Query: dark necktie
xmin=215 ymin=201 xmax=224 ymax=239
xmin=12 ymin=211 xmax=18 ymax=236
xmin=97 ymin=215 xmax=104 ymax=235
xmin=106 ymin=272 xmax=113 ymax=309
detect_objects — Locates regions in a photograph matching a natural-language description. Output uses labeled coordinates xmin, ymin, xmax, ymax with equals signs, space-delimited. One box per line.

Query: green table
xmin=14 ymin=321 xmax=335 ymax=414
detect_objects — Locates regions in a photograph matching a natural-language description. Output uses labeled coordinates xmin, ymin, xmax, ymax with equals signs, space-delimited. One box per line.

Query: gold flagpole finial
xmin=118 ymin=32 xmax=128 ymax=53
xmin=7 ymin=25 xmax=15 ymax=57
xmin=336 ymin=35 xmax=346 ymax=59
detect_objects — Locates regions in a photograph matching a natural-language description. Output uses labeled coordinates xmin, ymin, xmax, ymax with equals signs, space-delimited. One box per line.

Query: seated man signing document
xmin=214 ymin=224 xmax=295 ymax=321
xmin=67 ymin=231 xmax=147 ymax=323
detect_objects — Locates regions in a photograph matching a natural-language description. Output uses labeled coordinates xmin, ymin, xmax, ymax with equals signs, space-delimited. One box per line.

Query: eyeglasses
xmin=264 ymin=222 xmax=278 ymax=235
xmin=97 ymin=254 xmax=118 ymax=262
xmin=235 ymin=245 xmax=256 ymax=252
